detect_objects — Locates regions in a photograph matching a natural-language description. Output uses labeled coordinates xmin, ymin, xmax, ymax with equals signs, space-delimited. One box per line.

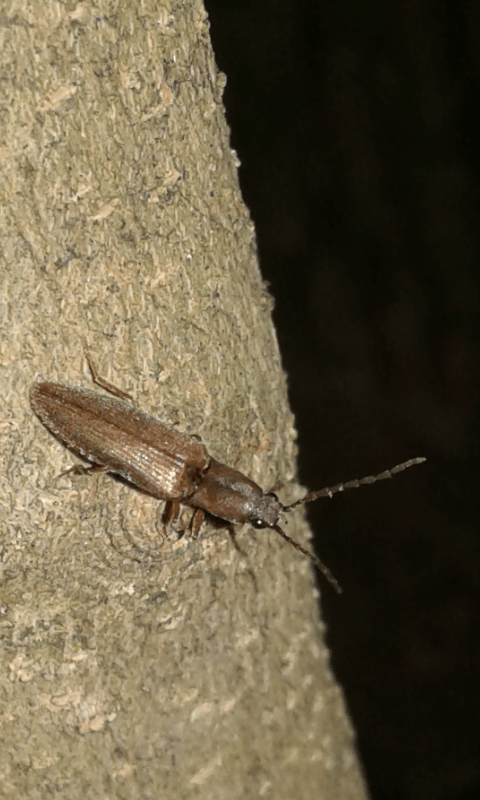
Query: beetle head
xmin=247 ymin=491 xmax=343 ymax=593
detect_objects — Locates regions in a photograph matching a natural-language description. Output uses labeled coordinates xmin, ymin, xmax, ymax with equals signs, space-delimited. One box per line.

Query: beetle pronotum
xmin=30 ymin=354 xmax=426 ymax=593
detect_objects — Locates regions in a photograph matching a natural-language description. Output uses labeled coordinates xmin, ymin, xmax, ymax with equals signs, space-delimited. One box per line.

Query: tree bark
xmin=0 ymin=1 xmax=368 ymax=797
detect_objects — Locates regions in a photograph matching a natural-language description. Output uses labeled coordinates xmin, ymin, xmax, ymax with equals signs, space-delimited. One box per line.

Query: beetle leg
xmin=227 ymin=526 xmax=247 ymax=558
xmin=83 ymin=342 xmax=134 ymax=403
xmin=160 ymin=499 xmax=181 ymax=538
xmin=58 ymin=463 xmax=110 ymax=479
xmin=227 ymin=526 xmax=257 ymax=589
xmin=190 ymin=508 xmax=205 ymax=538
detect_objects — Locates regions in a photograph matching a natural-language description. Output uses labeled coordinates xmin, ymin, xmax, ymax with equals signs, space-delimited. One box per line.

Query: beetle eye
xmin=251 ymin=518 xmax=264 ymax=529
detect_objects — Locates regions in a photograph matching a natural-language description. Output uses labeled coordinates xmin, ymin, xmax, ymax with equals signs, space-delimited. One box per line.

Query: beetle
xmin=30 ymin=353 xmax=426 ymax=593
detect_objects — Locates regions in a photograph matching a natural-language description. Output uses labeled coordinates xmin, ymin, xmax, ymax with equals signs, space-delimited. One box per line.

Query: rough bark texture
xmin=0 ymin=2 xmax=368 ymax=798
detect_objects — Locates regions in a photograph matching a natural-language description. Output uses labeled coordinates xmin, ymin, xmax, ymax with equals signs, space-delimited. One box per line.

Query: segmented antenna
xmin=276 ymin=456 xmax=426 ymax=592
xmin=285 ymin=457 xmax=426 ymax=510
xmin=273 ymin=524 xmax=343 ymax=593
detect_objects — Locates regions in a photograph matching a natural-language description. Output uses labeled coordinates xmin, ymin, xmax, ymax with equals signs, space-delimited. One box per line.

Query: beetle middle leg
xmin=157 ymin=499 xmax=182 ymax=541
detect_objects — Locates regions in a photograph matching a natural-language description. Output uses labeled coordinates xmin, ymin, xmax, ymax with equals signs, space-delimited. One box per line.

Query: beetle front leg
xmin=227 ymin=526 xmax=257 ymax=589
xmin=227 ymin=526 xmax=247 ymax=558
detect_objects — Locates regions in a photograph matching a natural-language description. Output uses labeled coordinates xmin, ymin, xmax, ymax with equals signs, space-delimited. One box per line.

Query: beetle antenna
xmin=285 ymin=457 xmax=426 ymax=510
xmin=273 ymin=525 xmax=342 ymax=593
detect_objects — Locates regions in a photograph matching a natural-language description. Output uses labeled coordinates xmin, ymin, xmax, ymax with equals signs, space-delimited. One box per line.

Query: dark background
xmin=205 ymin=3 xmax=479 ymax=800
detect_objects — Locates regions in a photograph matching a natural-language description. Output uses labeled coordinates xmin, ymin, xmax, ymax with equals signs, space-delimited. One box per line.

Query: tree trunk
xmin=0 ymin=1 xmax=368 ymax=797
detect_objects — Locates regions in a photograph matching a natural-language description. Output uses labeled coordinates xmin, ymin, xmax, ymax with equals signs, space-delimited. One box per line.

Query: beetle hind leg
xmin=58 ymin=463 xmax=109 ymax=480
xmin=83 ymin=342 xmax=134 ymax=403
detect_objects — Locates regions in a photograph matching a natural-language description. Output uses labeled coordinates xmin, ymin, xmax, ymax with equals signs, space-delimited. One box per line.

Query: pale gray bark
xmin=0 ymin=1 xmax=368 ymax=797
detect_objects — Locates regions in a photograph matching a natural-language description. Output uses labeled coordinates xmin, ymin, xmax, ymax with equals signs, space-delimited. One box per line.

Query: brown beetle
xmin=30 ymin=354 xmax=425 ymax=593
